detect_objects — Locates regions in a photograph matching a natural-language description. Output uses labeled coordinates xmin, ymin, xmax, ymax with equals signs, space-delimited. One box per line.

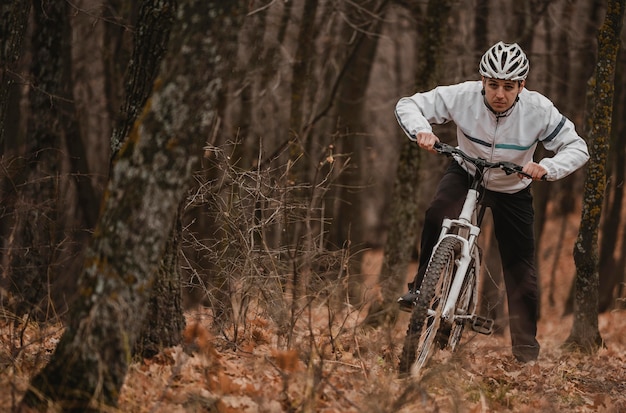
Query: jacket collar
xmin=483 ymin=96 xmax=519 ymax=119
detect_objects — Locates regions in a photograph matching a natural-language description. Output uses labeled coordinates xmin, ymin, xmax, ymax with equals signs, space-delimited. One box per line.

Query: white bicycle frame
xmin=399 ymin=142 xmax=536 ymax=377
xmin=430 ymin=187 xmax=482 ymax=324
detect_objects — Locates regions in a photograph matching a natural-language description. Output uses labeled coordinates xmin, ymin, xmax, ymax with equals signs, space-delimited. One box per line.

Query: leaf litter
xmin=2 ymin=215 xmax=626 ymax=412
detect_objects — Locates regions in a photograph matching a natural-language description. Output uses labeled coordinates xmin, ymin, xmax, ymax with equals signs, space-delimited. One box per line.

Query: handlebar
xmin=433 ymin=142 xmax=545 ymax=181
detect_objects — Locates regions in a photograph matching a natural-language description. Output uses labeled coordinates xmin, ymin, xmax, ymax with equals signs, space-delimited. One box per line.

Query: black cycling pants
xmin=412 ymin=160 xmax=540 ymax=361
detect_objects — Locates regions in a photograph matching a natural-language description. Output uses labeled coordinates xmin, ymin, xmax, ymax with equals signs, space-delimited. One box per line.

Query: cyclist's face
xmin=482 ymin=77 xmax=525 ymax=113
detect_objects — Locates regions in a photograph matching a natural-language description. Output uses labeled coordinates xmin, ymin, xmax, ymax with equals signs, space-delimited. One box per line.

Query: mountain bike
xmin=398 ymin=142 xmax=536 ymax=377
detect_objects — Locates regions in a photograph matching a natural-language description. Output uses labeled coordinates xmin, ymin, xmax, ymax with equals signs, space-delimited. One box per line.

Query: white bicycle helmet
xmin=479 ymin=41 xmax=529 ymax=81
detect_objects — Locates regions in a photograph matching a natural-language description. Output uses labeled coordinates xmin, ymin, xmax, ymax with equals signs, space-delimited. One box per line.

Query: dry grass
xmin=2 ymin=208 xmax=626 ymax=412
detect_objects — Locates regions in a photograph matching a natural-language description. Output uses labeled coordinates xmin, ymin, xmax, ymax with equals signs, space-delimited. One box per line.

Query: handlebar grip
xmin=502 ymin=163 xmax=547 ymax=181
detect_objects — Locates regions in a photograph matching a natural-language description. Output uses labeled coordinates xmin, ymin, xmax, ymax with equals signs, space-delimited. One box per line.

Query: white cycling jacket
xmin=395 ymin=80 xmax=590 ymax=193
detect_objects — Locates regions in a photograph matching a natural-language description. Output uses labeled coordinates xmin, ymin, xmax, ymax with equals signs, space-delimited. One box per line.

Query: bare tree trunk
xmin=19 ymin=1 xmax=244 ymax=410
xmin=540 ymin=0 xmax=577 ymax=312
xmin=364 ymin=0 xmax=451 ymax=326
xmin=332 ymin=0 xmax=388 ymax=306
xmin=597 ymin=41 xmax=626 ymax=312
xmin=563 ymin=0 xmax=606 ymax=315
xmin=612 ymin=45 xmax=626 ymax=306
xmin=5 ymin=0 xmax=72 ymax=320
xmin=566 ymin=0 xmax=624 ymax=353
xmin=134 ymin=206 xmax=185 ymax=358
xmin=282 ymin=0 xmax=320 ymax=313
xmin=0 ymin=0 xmax=30 ymax=146
xmin=102 ymin=0 xmax=139 ymax=126
xmin=289 ymin=0 xmax=318 ymax=145
xmin=511 ymin=0 xmax=554 ymax=50
xmin=108 ymin=0 xmax=183 ymax=357
xmin=109 ymin=0 xmax=176 ymax=160
xmin=474 ymin=0 xmax=488 ymax=52
xmin=232 ymin=0 xmax=268 ymax=168
xmin=0 ymin=0 xmax=31 ymax=309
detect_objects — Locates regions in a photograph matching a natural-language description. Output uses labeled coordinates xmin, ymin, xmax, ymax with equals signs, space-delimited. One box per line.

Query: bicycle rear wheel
xmin=398 ymin=237 xmax=462 ymax=377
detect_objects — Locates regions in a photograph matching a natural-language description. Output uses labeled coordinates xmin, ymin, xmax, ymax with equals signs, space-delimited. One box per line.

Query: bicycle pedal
xmin=471 ymin=315 xmax=494 ymax=335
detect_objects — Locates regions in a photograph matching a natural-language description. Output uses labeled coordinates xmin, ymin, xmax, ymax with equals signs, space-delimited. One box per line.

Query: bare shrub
xmin=181 ymin=142 xmax=355 ymax=348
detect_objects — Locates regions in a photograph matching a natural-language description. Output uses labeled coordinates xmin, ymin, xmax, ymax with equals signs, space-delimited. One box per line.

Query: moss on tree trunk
xmin=19 ymin=1 xmax=245 ymax=410
xmin=565 ymin=0 xmax=625 ymax=353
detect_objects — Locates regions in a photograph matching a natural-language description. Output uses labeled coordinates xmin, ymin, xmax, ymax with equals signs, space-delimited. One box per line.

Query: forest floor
xmin=2 ymin=210 xmax=626 ymax=413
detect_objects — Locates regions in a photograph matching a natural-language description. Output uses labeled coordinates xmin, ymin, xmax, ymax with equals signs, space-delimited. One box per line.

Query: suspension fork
xmin=437 ymin=169 xmax=484 ymax=321
xmin=438 ymin=188 xmax=482 ymax=321
xmin=440 ymin=228 xmax=479 ymax=321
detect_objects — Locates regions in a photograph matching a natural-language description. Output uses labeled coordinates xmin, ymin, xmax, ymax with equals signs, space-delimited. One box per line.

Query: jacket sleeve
xmin=394 ymin=85 xmax=457 ymax=141
xmin=538 ymin=106 xmax=590 ymax=180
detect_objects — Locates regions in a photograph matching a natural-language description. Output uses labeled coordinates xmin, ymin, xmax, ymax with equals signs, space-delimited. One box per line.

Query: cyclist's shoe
xmin=513 ymin=344 xmax=539 ymax=363
xmin=397 ymin=291 xmax=420 ymax=313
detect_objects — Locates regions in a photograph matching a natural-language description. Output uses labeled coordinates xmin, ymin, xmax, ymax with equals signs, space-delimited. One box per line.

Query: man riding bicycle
xmin=394 ymin=41 xmax=589 ymax=363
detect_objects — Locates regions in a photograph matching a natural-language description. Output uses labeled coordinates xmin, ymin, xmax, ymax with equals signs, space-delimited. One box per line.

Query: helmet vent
xmin=479 ymin=41 xmax=529 ymax=81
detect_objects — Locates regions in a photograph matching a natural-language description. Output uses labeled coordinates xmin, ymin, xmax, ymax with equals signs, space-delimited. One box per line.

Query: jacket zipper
xmin=484 ymin=115 xmax=499 ymax=188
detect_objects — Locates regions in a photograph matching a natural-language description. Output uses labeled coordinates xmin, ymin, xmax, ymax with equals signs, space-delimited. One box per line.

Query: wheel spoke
xmin=399 ymin=237 xmax=463 ymax=377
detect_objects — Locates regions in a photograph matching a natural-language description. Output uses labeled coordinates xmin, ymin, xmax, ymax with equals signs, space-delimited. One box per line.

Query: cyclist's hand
xmin=416 ymin=132 xmax=440 ymax=153
xmin=521 ymin=161 xmax=548 ymax=181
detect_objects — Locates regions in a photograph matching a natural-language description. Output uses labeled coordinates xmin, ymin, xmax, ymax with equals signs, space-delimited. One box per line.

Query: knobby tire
xmin=398 ymin=237 xmax=463 ymax=377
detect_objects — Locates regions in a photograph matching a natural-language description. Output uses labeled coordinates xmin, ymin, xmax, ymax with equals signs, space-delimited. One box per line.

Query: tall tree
xmin=544 ymin=0 xmax=578 ymax=308
xmin=109 ymin=0 xmax=176 ymax=160
xmin=474 ymin=0 xmax=488 ymax=52
xmin=19 ymin=0 xmax=245 ymax=410
xmin=103 ymin=0 xmax=184 ymax=358
xmin=364 ymin=0 xmax=452 ymax=326
xmin=331 ymin=0 xmax=388 ymax=305
xmin=0 ymin=0 xmax=31 ymax=301
xmin=102 ymin=0 xmax=139 ymax=128
xmin=610 ymin=46 xmax=626 ymax=304
xmin=597 ymin=42 xmax=626 ymax=311
xmin=281 ymin=0 xmax=320 ymax=305
xmin=133 ymin=206 xmax=185 ymax=358
xmin=563 ymin=0 xmax=606 ymax=316
xmin=114 ymin=0 xmax=183 ymax=358
xmin=289 ymin=0 xmax=319 ymax=147
xmin=565 ymin=0 xmax=625 ymax=353
xmin=0 ymin=0 xmax=30 ymax=146
xmin=5 ymin=0 xmax=73 ymax=320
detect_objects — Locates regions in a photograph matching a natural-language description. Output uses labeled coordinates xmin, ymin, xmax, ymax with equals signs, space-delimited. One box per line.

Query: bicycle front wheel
xmin=398 ymin=237 xmax=462 ymax=377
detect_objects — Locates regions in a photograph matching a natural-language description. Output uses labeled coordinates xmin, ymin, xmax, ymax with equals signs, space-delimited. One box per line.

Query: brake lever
xmin=499 ymin=162 xmax=523 ymax=175
xmin=499 ymin=162 xmax=546 ymax=180
xmin=434 ymin=142 xmax=455 ymax=156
